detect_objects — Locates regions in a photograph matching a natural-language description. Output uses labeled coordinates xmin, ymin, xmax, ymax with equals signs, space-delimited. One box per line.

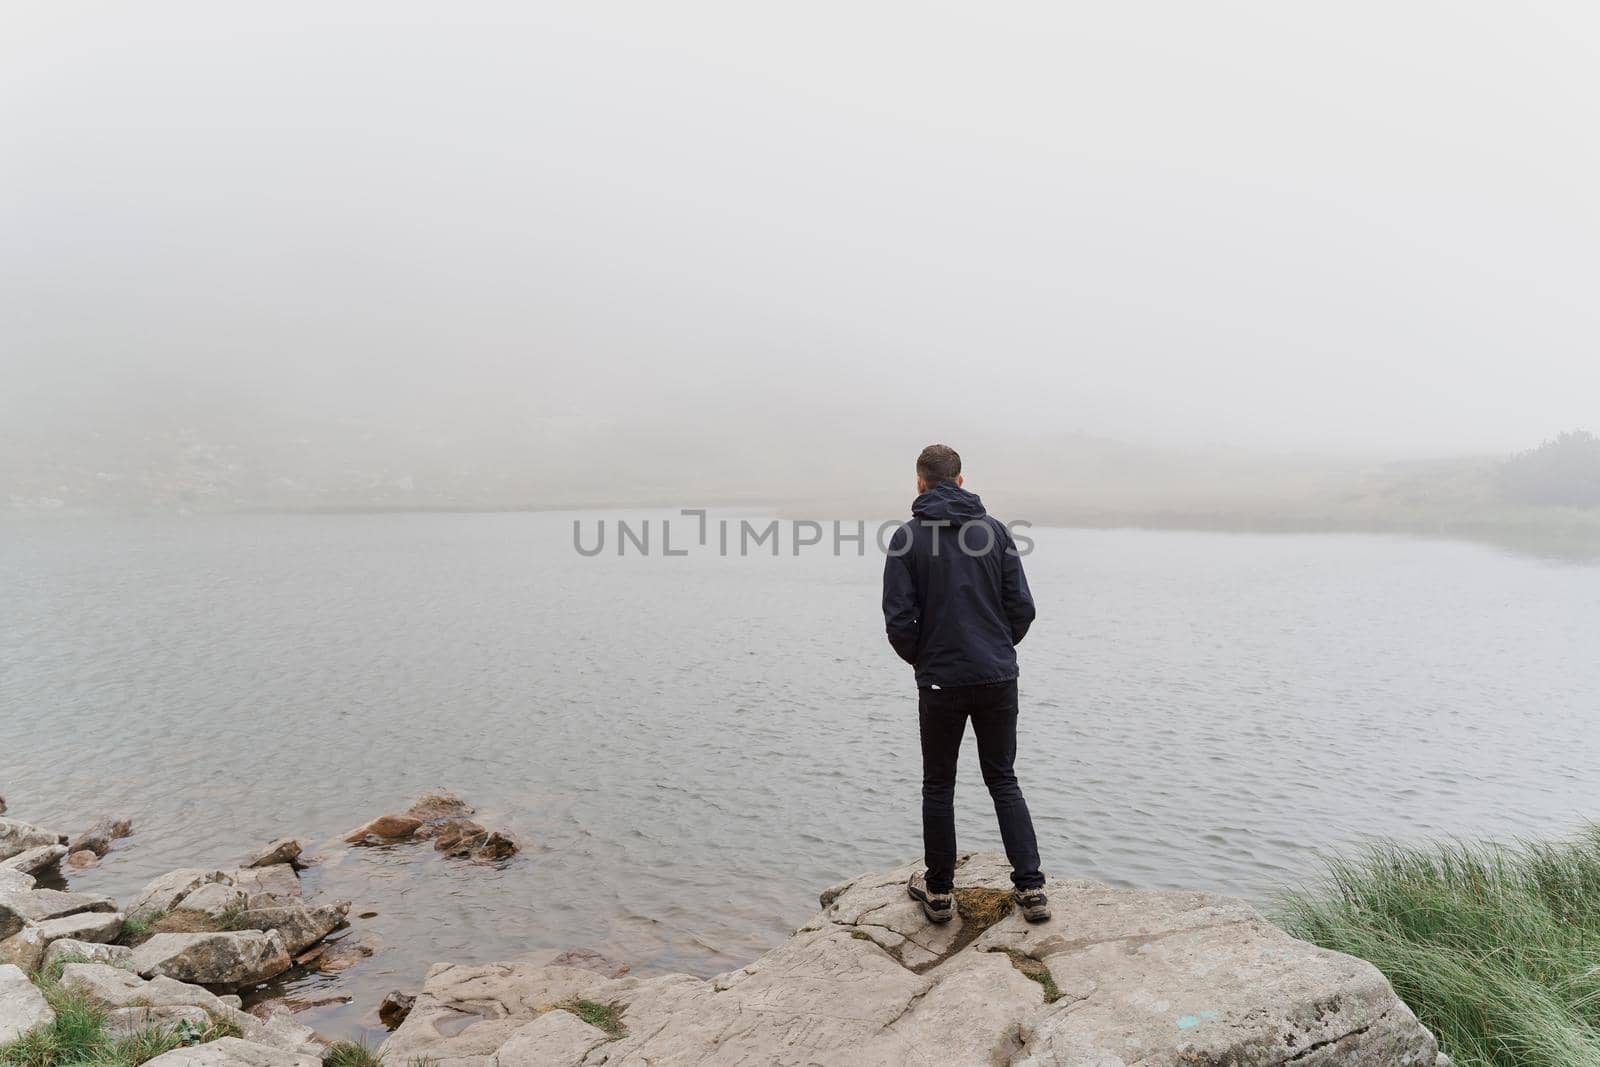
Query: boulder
xmin=0 ymin=845 xmax=67 ymax=876
xmin=131 ymin=931 xmax=292 ymax=987
xmin=0 ymin=887 xmax=118 ymax=924
xmin=141 ymin=1037 xmax=320 ymax=1066
xmin=0 ymin=868 xmax=33 ymax=895
xmin=0 ymin=928 xmax=46 ymax=972
xmin=0 ymin=963 xmax=54 ymax=1043
xmin=343 ymin=815 xmax=422 ymax=844
xmin=33 ymin=909 xmax=124 ymax=947
xmin=67 ymin=816 xmax=133 ymax=858
xmin=42 ymin=938 xmax=133 ymax=971
xmin=245 ymin=839 xmax=304 ymax=870
xmin=62 ymin=962 xmax=225 ymax=1011
xmin=128 ymin=869 xmax=231 ymax=921
xmin=231 ymin=865 xmax=300 ymax=899
xmin=178 ymin=882 xmax=250 ymax=918
xmin=103 ymin=1004 xmax=210 ymax=1039
xmin=235 ymin=899 xmax=349 ymax=955
xmin=0 ymin=818 xmax=65 ymax=863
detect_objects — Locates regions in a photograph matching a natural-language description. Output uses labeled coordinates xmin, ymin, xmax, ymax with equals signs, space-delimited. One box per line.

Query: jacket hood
xmin=912 ymin=481 xmax=987 ymax=523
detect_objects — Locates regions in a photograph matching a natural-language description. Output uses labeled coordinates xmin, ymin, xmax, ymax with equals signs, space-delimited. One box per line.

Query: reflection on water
xmin=2 ymin=512 xmax=1596 ymax=1039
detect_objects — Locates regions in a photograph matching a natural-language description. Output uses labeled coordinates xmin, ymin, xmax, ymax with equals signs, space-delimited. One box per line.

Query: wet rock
xmin=406 ymin=791 xmax=473 ymax=822
xmin=0 ymin=963 xmax=54 ymax=1044
xmin=416 ymin=815 xmax=484 ymax=847
xmin=128 ymin=869 xmax=231 ymax=921
xmin=474 ymin=830 xmax=519 ymax=862
xmin=42 ymin=937 xmax=134 ymax=971
xmin=250 ymin=993 xmax=351 ymax=1018
xmin=245 ymin=838 xmax=305 ymax=870
xmin=67 ymin=850 xmax=99 ymax=870
xmin=131 ymin=930 xmax=292 ymax=987
xmin=550 ymin=947 xmax=630 ymax=979
xmin=1 ymin=845 xmax=67 ymax=876
xmin=0 ymin=818 xmax=66 ymax=863
xmin=343 ymin=815 xmax=422 ymax=844
xmin=0 ymin=796 xmax=5 ymax=816
xmin=316 ymin=932 xmax=379 ymax=973
xmin=67 ymin=816 xmax=133 ymax=858
xmin=142 ymin=1036 xmax=321 ymax=1066
xmin=378 ymin=990 xmax=415 ymax=1029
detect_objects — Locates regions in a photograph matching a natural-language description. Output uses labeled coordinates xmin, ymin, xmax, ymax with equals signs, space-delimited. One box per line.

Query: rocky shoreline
xmin=5 ymin=796 xmax=1448 ymax=1065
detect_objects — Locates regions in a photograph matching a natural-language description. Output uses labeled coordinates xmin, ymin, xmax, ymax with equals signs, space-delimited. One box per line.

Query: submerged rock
xmin=378 ymin=990 xmax=415 ymax=1029
xmin=380 ymin=852 xmax=1442 ymax=1066
xmin=343 ymin=815 xmax=422 ymax=844
xmin=67 ymin=850 xmax=99 ymax=869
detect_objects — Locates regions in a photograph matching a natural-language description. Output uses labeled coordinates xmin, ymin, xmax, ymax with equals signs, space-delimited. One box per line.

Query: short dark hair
xmin=916 ymin=444 xmax=962 ymax=486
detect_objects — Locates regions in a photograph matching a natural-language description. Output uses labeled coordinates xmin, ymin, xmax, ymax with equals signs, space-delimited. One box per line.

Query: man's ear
xmin=956 ymin=474 xmax=965 ymax=487
xmin=916 ymin=477 xmax=928 ymax=494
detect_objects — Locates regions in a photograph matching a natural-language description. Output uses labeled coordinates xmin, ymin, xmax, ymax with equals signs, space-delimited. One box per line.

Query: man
xmin=882 ymin=444 xmax=1049 ymax=923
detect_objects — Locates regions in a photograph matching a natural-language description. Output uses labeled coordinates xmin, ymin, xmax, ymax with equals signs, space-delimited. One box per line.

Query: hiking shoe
xmin=1014 ymin=886 xmax=1051 ymax=923
xmin=907 ymin=872 xmax=954 ymax=923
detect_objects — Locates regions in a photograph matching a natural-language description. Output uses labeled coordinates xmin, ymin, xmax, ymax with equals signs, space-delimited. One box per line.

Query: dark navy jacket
xmin=881 ymin=481 xmax=1036 ymax=688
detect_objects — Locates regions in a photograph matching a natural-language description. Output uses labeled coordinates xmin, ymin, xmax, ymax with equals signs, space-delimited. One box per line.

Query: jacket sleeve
xmin=1001 ymin=527 xmax=1036 ymax=645
xmin=882 ymin=526 xmax=920 ymax=666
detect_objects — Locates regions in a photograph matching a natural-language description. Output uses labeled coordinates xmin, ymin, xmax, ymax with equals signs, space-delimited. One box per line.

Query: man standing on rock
xmin=882 ymin=444 xmax=1050 ymax=924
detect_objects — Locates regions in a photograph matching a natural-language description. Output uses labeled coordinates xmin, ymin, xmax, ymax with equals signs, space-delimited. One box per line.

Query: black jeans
xmin=919 ymin=679 xmax=1044 ymax=893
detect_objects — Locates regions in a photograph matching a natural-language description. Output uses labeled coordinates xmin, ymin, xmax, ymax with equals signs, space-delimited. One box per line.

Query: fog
xmin=4 ymin=2 xmax=1599 ymax=514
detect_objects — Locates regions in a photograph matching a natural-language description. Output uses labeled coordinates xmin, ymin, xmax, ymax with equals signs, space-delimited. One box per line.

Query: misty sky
xmin=5 ymin=2 xmax=1598 ymax=458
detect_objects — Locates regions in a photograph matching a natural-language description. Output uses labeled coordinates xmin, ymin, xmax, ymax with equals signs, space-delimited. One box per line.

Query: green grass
xmin=1276 ymin=828 xmax=1600 ymax=1067
xmin=322 ymin=1040 xmax=384 ymax=1067
xmin=557 ymin=999 xmax=625 ymax=1039
xmin=998 ymin=949 xmax=1063 ymax=1003
xmin=115 ymin=913 xmax=163 ymax=946
xmin=0 ymin=973 xmax=235 ymax=1067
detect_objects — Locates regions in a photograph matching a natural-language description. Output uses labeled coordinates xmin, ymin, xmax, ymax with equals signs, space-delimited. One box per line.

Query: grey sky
xmin=5 ymin=1 xmax=1598 ymax=460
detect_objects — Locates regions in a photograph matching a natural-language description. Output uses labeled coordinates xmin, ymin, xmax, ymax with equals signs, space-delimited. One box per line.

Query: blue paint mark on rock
xmin=1177 ymin=1010 xmax=1219 ymax=1030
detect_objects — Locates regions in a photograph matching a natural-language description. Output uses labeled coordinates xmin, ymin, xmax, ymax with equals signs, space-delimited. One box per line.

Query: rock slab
xmin=0 ymin=963 xmax=54 ymax=1044
xmin=381 ymin=852 xmax=1442 ymax=1066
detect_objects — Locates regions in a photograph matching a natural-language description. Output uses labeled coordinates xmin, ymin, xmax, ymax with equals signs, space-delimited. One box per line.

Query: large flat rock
xmin=383 ymin=852 xmax=1442 ymax=1066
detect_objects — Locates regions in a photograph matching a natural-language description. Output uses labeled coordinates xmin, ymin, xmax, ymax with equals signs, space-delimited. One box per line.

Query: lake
xmin=2 ymin=511 xmax=1596 ymax=1040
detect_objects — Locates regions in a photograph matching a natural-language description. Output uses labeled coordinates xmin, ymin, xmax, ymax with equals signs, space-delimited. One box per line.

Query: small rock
xmin=1 ymin=845 xmax=67 ymax=876
xmin=67 ymin=850 xmax=99 ymax=870
xmin=67 ymin=816 xmax=133 ymax=858
xmin=422 ymin=817 xmax=486 ymax=851
xmin=550 ymin=947 xmax=631 ymax=979
xmin=474 ymin=830 xmax=519 ymax=862
xmin=0 ymin=796 xmax=6 ymax=816
xmin=378 ymin=990 xmax=415 ymax=1029
xmin=132 ymin=930 xmax=292 ymax=987
xmin=245 ymin=839 xmax=305 ymax=870
xmin=0 ymin=963 xmax=54 ymax=1044
xmin=141 ymin=1036 xmax=321 ymax=1066
xmin=42 ymin=938 xmax=134 ymax=971
xmin=343 ymin=815 xmax=422 ymax=844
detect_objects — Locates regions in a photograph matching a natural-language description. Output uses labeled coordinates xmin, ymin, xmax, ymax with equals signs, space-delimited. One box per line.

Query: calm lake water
xmin=2 ymin=511 xmax=1597 ymax=1039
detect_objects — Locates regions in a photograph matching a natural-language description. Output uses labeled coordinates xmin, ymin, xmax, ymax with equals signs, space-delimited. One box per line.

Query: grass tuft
xmin=1276 ymin=828 xmax=1600 ymax=1067
xmin=322 ymin=1040 xmax=384 ymax=1066
xmin=999 ymin=949 xmax=1063 ymax=1002
xmin=557 ymin=999 xmax=625 ymax=1039
xmin=953 ymin=887 xmax=1012 ymax=929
